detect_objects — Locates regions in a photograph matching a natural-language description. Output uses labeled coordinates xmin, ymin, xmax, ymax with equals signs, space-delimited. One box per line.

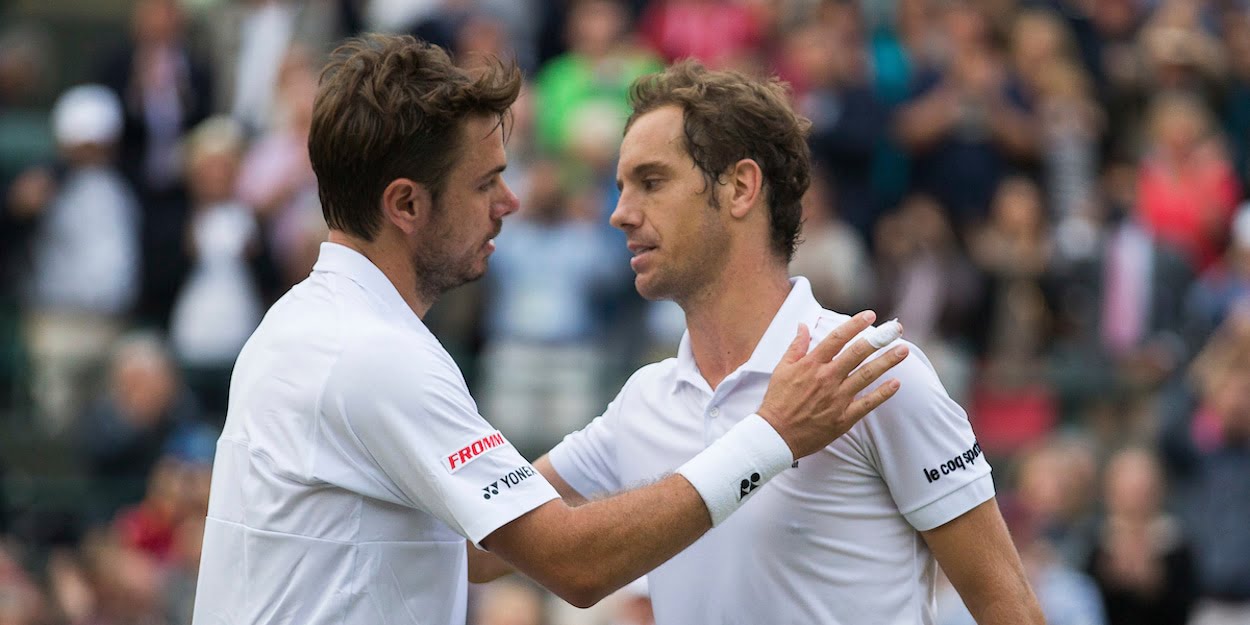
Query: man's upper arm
xmin=319 ymin=332 xmax=558 ymax=543
xmin=862 ymin=342 xmax=994 ymax=530
xmin=922 ymin=499 xmax=1044 ymax=625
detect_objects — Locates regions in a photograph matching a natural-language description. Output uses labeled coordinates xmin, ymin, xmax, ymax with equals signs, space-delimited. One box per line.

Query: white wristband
xmin=676 ymin=413 xmax=794 ymax=526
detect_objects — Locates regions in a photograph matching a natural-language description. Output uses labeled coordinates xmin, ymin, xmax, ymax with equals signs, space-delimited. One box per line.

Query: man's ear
xmin=727 ymin=158 xmax=763 ymax=220
xmin=381 ymin=178 xmax=433 ymax=235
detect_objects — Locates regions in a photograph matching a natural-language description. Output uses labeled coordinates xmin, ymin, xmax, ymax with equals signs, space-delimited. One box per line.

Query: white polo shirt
xmin=549 ymin=278 xmax=993 ymax=625
xmin=193 ymin=243 xmax=559 ymax=625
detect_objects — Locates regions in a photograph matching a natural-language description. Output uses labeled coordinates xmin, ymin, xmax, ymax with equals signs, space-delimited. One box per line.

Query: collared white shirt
xmin=549 ymin=278 xmax=993 ymax=625
xmin=193 ymin=243 xmax=558 ymax=625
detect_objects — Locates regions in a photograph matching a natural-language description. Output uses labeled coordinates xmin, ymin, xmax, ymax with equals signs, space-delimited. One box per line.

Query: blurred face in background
xmin=569 ymin=0 xmax=627 ymax=58
xmin=1011 ymin=11 xmax=1069 ymax=77
xmin=188 ymin=148 xmax=241 ymax=206
xmin=1150 ymin=94 xmax=1210 ymax=159
xmin=132 ymin=0 xmax=182 ymax=46
xmin=1224 ymin=11 xmax=1250 ymax=80
xmin=1103 ymin=449 xmax=1163 ymax=519
xmin=111 ymin=348 xmax=177 ymax=428
xmin=1212 ymin=371 xmax=1250 ymax=441
xmin=990 ymin=177 xmax=1044 ymax=237
xmin=613 ymin=105 xmax=732 ymax=303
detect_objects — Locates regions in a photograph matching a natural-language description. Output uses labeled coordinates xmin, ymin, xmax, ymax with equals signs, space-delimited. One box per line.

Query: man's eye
xmin=642 ymin=179 xmax=662 ymax=191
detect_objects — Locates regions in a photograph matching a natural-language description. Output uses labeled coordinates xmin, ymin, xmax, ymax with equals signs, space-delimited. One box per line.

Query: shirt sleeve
xmin=859 ymin=341 xmax=994 ymax=531
xmin=546 ymin=384 xmax=629 ymax=500
xmin=317 ymin=331 xmax=559 ymax=545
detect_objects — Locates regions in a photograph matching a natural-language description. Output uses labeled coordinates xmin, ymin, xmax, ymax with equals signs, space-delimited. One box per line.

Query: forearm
xmin=482 ymin=473 xmax=709 ymax=607
xmin=964 ymin=584 xmax=1046 ymax=625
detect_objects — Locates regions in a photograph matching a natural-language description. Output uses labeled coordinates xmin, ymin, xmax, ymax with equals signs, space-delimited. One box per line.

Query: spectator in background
xmin=168 ymin=117 xmax=268 ymax=417
xmin=609 ymin=577 xmax=654 ymax=625
xmin=236 ymin=46 xmax=323 ymax=292
xmin=76 ymin=333 xmax=201 ymax=524
xmin=895 ymin=0 xmax=1038 ymax=233
xmin=0 ymin=542 xmax=45 ymax=625
xmin=206 ymin=0 xmax=341 ymax=135
xmin=471 ymin=579 xmax=545 ymax=625
xmin=1006 ymin=9 xmax=1103 ymax=258
xmin=479 ymin=160 xmax=617 ymax=458
xmin=788 ymin=171 xmax=874 ymax=314
xmin=1086 ymin=448 xmax=1197 ymax=625
xmin=789 ymin=3 xmax=890 ymax=240
xmin=1014 ymin=438 xmax=1100 ymax=568
xmin=78 ymin=532 xmax=169 ymax=625
xmin=1096 ymin=157 xmax=1194 ymax=393
xmin=873 ymin=194 xmax=981 ymax=400
xmin=18 ymin=85 xmax=141 ymax=434
xmin=937 ymin=501 xmax=1106 ymax=625
xmin=534 ymin=0 xmax=660 ymax=160
xmin=1138 ymin=0 xmax=1225 ymax=111
xmin=1035 ymin=59 xmax=1103 ymax=265
xmin=1162 ymin=314 xmax=1250 ymax=625
xmin=98 ymin=0 xmax=214 ymax=329
xmin=965 ymin=177 xmax=1058 ymax=453
xmin=968 ymin=177 xmax=1054 ymax=368
xmin=1222 ymin=9 xmax=1250 ymax=192
xmin=638 ymin=0 xmax=766 ymax=69
xmin=1137 ymin=92 xmax=1240 ymax=273
xmin=1186 ymin=205 xmax=1250 ymax=345
xmin=0 ymin=26 xmax=56 ymax=184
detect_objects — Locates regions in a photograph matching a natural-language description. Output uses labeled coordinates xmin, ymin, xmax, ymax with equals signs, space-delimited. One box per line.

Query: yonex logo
xmin=738 ymin=472 xmax=761 ymax=500
xmin=483 ymin=465 xmax=536 ymax=500
xmin=482 ymin=482 xmax=501 ymax=499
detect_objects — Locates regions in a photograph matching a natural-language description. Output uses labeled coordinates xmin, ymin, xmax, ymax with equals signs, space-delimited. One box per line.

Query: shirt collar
xmin=674 ymin=277 xmax=825 ymax=389
xmin=312 ymin=242 xmax=418 ymax=322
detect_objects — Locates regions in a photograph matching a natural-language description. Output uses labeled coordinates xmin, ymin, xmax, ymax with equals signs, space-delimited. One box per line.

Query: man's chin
xmin=633 ymin=275 xmax=670 ymax=302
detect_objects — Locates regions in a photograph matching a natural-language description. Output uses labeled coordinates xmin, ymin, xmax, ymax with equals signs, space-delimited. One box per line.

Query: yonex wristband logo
xmin=738 ymin=472 xmax=761 ymax=500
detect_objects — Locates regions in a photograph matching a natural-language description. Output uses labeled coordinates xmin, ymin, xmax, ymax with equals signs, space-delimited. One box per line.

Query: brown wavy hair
xmin=309 ymin=34 xmax=521 ymax=241
xmin=625 ymin=60 xmax=812 ymax=261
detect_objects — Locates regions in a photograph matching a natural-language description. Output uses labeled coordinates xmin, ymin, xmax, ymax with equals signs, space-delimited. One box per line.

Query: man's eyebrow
xmin=480 ymin=164 xmax=507 ymax=182
xmin=616 ymin=161 xmax=671 ymax=190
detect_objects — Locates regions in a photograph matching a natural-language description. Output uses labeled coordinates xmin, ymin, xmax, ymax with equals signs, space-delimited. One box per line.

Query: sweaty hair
xmin=625 ymin=60 xmax=812 ymax=261
xmin=309 ymin=34 xmax=521 ymax=241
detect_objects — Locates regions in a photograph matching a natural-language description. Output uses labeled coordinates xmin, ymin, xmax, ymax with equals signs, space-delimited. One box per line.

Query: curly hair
xmin=625 ymin=60 xmax=812 ymax=261
xmin=309 ymin=34 xmax=521 ymax=240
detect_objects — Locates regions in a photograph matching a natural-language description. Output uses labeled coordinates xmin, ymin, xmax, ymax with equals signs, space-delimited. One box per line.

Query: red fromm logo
xmin=444 ymin=431 xmax=508 ymax=474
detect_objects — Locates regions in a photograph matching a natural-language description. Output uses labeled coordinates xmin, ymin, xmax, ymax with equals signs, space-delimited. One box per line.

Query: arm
xmin=466 ymin=456 xmax=585 ymax=584
xmin=922 ymin=498 xmax=1045 ymax=625
xmin=480 ymin=314 xmax=909 ymax=607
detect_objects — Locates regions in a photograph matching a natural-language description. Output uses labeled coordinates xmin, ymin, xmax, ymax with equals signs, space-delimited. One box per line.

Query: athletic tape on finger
xmin=863 ymin=319 xmax=902 ymax=349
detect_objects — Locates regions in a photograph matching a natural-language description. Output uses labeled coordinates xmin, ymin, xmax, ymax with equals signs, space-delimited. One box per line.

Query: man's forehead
xmin=620 ymin=106 xmax=686 ymax=170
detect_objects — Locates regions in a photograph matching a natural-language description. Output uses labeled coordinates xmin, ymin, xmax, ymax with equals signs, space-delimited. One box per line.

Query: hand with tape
xmin=758 ymin=311 xmax=909 ymax=459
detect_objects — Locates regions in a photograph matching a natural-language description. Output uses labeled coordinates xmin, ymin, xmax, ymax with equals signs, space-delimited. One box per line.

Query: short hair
xmin=309 ymin=34 xmax=521 ymax=241
xmin=625 ymin=60 xmax=812 ymax=261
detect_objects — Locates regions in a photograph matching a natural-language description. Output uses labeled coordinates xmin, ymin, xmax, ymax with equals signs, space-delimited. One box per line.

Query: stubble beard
xmin=412 ymin=210 xmax=500 ymax=304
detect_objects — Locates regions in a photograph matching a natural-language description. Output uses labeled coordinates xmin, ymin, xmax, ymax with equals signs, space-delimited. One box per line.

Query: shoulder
xmin=332 ymin=323 xmax=462 ymax=399
xmin=615 ymin=358 xmax=680 ymax=400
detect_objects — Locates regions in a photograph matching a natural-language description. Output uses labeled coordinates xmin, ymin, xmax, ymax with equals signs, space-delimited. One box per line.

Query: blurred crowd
xmin=1 ymin=0 xmax=1250 ymax=624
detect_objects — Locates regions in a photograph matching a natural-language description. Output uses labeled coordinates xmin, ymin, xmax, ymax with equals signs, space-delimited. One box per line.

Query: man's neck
xmin=681 ymin=262 xmax=792 ymax=390
xmin=327 ymin=230 xmax=433 ymax=318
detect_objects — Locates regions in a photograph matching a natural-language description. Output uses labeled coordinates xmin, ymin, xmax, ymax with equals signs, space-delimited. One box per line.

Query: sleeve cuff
xmin=463 ymin=484 xmax=560 ymax=547
xmin=903 ymin=473 xmax=995 ymax=531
